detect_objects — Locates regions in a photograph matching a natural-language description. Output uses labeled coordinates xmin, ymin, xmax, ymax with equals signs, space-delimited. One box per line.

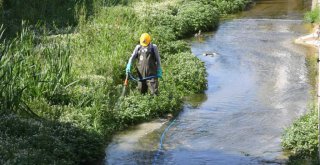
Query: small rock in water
xmin=202 ymin=52 xmax=217 ymax=57
xmin=167 ymin=113 xmax=173 ymax=119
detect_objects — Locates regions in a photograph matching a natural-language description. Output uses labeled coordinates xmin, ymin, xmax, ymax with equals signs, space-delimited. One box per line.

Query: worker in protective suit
xmin=126 ymin=33 xmax=162 ymax=95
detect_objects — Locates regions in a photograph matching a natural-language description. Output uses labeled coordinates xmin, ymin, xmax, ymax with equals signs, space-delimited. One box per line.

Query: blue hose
xmin=152 ymin=119 xmax=177 ymax=165
xmin=128 ymin=73 xmax=158 ymax=82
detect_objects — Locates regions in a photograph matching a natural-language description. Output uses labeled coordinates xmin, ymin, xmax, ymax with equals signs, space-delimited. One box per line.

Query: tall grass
xmin=0 ymin=0 xmax=135 ymax=38
xmin=0 ymin=24 xmax=105 ymax=164
xmin=0 ymin=24 xmax=73 ymax=115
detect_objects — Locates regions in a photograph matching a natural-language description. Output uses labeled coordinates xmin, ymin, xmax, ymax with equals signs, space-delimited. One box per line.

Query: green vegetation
xmin=304 ymin=7 xmax=320 ymax=23
xmin=0 ymin=0 xmax=131 ymax=38
xmin=282 ymin=103 xmax=318 ymax=158
xmin=0 ymin=0 xmax=251 ymax=164
xmin=0 ymin=115 xmax=104 ymax=165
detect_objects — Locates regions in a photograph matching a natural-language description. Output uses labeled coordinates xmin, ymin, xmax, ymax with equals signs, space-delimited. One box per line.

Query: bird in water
xmin=194 ymin=30 xmax=202 ymax=38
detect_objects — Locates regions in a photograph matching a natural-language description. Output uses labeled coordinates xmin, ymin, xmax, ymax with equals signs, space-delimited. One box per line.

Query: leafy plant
xmin=304 ymin=7 xmax=320 ymax=23
xmin=282 ymin=103 xmax=318 ymax=157
xmin=0 ymin=114 xmax=104 ymax=165
xmin=176 ymin=1 xmax=219 ymax=37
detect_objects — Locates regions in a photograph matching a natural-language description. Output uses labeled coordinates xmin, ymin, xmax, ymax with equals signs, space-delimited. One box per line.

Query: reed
xmin=0 ymin=24 xmax=73 ymax=114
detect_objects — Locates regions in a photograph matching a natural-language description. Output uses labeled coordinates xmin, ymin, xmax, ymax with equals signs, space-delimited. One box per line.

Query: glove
xmin=126 ymin=63 xmax=131 ymax=74
xmin=157 ymin=68 xmax=162 ymax=78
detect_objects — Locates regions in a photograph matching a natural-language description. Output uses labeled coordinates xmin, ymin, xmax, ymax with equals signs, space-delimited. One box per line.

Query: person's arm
xmin=153 ymin=44 xmax=161 ymax=69
xmin=128 ymin=45 xmax=140 ymax=65
xmin=126 ymin=45 xmax=140 ymax=73
xmin=153 ymin=44 xmax=162 ymax=78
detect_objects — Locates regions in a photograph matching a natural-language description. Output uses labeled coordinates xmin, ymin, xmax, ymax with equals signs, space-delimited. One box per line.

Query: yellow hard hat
xmin=140 ymin=33 xmax=151 ymax=46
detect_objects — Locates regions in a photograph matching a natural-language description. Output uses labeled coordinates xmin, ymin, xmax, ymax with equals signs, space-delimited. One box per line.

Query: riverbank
xmin=282 ymin=9 xmax=320 ymax=162
xmin=0 ymin=0 xmax=252 ymax=164
xmin=295 ymin=24 xmax=320 ymax=47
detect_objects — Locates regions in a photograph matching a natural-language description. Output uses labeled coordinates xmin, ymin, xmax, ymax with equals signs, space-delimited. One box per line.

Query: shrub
xmin=0 ymin=114 xmax=104 ymax=165
xmin=160 ymin=40 xmax=191 ymax=58
xmin=304 ymin=7 xmax=320 ymax=23
xmin=282 ymin=103 xmax=318 ymax=157
xmin=176 ymin=1 xmax=219 ymax=37
xmin=117 ymin=90 xmax=183 ymax=126
xmin=164 ymin=52 xmax=207 ymax=94
xmin=213 ymin=0 xmax=250 ymax=14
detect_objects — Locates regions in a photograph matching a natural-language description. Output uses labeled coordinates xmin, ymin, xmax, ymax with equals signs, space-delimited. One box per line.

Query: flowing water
xmin=104 ymin=0 xmax=315 ymax=164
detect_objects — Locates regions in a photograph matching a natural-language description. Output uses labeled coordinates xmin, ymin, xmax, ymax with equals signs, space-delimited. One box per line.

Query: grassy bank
xmin=0 ymin=0 xmax=251 ymax=164
xmin=281 ymin=7 xmax=320 ymax=163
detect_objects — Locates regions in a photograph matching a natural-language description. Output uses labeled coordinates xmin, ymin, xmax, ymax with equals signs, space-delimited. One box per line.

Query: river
xmin=104 ymin=0 xmax=314 ymax=164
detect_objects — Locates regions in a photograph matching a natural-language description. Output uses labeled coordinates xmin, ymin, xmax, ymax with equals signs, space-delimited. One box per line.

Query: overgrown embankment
xmin=0 ymin=0 xmax=251 ymax=164
xmin=281 ymin=7 xmax=320 ymax=164
xmin=0 ymin=0 xmax=128 ymax=38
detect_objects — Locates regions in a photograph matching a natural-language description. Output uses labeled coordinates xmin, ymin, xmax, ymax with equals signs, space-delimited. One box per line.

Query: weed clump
xmin=304 ymin=7 xmax=320 ymax=23
xmin=0 ymin=114 xmax=104 ymax=165
xmin=281 ymin=104 xmax=319 ymax=164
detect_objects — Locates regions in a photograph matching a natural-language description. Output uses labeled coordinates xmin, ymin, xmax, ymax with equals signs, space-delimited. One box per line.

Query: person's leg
xmin=147 ymin=78 xmax=159 ymax=95
xmin=138 ymin=80 xmax=148 ymax=94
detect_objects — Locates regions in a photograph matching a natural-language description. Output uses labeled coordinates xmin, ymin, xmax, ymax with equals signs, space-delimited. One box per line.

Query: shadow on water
xmin=185 ymin=93 xmax=208 ymax=108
